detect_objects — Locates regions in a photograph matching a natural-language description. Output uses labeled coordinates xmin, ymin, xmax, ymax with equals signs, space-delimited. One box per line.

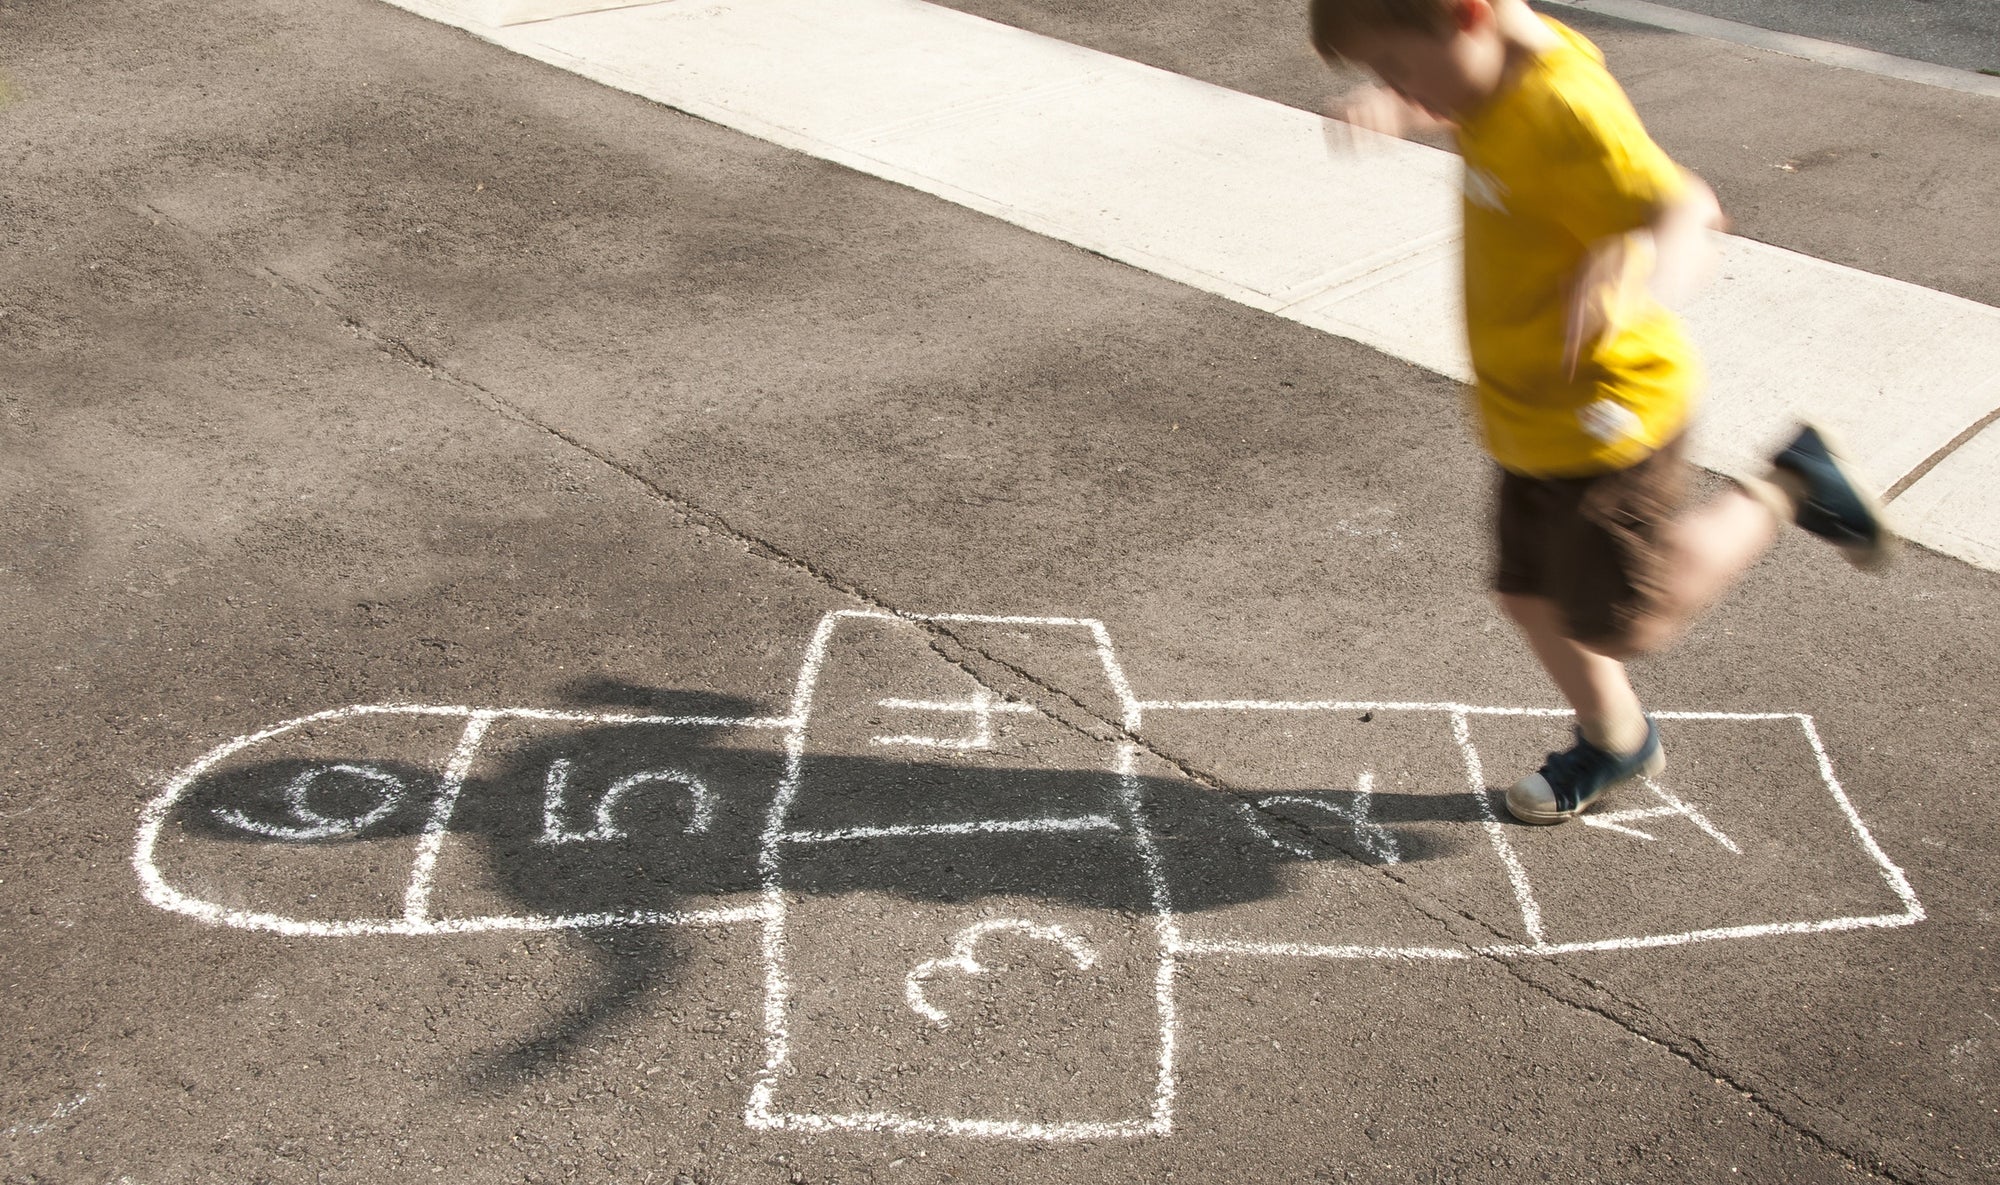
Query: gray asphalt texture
xmin=1641 ymin=0 xmax=2000 ymax=76
xmin=3 ymin=0 xmax=1998 ymax=1183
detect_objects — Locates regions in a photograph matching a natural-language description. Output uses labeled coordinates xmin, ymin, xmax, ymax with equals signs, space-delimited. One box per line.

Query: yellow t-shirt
xmin=1457 ymin=20 xmax=1698 ymax=477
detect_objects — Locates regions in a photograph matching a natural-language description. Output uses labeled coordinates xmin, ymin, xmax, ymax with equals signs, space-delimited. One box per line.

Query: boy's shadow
xmin=169 ymin=680 xmax=1503 ymax=1083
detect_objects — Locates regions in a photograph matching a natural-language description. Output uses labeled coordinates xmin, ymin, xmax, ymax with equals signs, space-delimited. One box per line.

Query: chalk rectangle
xmin=1460 ymin=713 xmax=1918 ymax=947
xmin=147 ymin=712 xmax=470 ymax=932
xmin=1145 ymin=709 xmax=1536 ymax=955
xmin=416 ymin=718 xmax=779 ymax=926
xmin=770 ymin=840 xmax=1164 ymax=1130
xmin=755 ymin=612 xmax=1170 ymax=1135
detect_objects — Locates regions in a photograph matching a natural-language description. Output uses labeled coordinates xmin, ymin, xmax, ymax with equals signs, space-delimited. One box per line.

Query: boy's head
xmin=1309 ymin=0 xmax=1512 ymax=120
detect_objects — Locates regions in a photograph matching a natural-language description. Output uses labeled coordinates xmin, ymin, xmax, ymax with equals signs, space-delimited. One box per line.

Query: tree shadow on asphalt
xmin=160 ymin=682 xmax=1514 ymax=1087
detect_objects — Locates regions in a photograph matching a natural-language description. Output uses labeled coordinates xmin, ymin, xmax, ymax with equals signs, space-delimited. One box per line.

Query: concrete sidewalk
xmin=398 ymin=0 xmax=2000 ymax=570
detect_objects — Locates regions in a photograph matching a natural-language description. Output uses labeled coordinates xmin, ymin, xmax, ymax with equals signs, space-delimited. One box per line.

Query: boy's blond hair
xmin=1307 ymin=0 xmax=1460 ymax=59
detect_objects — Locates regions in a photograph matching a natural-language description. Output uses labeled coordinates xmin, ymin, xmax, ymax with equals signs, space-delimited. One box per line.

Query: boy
xmin=1309 ymin=0 xmax=1894 ymax=823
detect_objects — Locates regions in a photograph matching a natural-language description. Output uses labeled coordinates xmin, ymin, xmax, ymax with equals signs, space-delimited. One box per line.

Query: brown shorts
xmin=1493 ymin=434 xmax=1689 ymax=650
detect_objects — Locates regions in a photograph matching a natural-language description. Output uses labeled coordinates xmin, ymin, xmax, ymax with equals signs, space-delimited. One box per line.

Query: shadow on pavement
xmin=162 ymin=684 xmax=1507 ymax=1080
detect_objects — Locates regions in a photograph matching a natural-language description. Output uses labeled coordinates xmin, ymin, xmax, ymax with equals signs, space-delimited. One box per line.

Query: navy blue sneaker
xmin=1772 ymin=424 xmax=1896 ymax=571
xmin=1506 ymin=718 xmax=1664 ymax=825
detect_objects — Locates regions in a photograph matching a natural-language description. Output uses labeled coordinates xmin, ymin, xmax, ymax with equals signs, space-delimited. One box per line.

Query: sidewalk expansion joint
xmin=1885 ymin=400 xmax=2000 ymax=502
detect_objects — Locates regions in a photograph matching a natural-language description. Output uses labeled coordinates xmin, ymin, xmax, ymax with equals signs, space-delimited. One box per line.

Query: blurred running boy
xmin=1309 ymin=0 xmax=1894 ymax=823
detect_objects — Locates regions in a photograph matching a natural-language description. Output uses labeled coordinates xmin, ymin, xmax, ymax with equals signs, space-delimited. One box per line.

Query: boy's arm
xmin=1563 ymin=168 xmax=1725 ymax=377
xmin=1327 ymin=84 xmax=1453 ymax=147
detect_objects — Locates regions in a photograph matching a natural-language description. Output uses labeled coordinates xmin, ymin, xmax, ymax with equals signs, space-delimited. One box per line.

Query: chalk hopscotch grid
xmin=131 ymin=702 xmax=791 ymax=938
xmin=131 ymin=609 xmax=1926 ymax=1141
xmin=871 ymin=691 xmax=1038 ymax=750
xmin=743 ymin=610 xmax=1179 ymax=1141
xmin=1150 ymin=698 xmax=1926 ymax=961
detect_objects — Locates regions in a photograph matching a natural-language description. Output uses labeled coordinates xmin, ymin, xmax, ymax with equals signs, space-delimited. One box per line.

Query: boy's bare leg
xmin=1498 ymin=592 xmax=1648 ymax=754
xmin=1614 ymin=484 xmax=1783 ymax=657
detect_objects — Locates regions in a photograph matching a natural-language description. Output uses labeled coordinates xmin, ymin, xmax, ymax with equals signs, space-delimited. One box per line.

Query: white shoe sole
xmin=1505 ymin=747 xmax=1666 ymax=826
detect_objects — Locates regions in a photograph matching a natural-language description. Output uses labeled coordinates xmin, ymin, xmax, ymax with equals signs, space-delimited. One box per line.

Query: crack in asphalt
xmin=164 ymin=206 xmax=1916 ymax=1180
xmin=1497 ymin=959 xmax=1922 ymax=1183
xmin=861 ymin=626 xmax=1927 ymax=1181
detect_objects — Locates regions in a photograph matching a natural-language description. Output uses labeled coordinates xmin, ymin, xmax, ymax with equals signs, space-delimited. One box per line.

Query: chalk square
xmin=786 ymin=615 xmax=1132 ymax=835
xmin=1146 ymin=709 xmax=1537 ymax=952
xmin=771 ymin=844 xmax=1164 ymax=1129
xmin=933 ymin=616 xmax=1133 ymax=737
xmin=1463 ymin=714 xmax=1913 ymax=946
xmin=149 ymin=711 xmax=468 ymax=928
xmin=417 ymin=717 xmax=780 ymax=925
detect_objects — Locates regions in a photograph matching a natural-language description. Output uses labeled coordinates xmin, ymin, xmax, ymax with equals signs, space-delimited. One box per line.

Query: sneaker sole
xmin=1794 ymin=424 xmax=1900 ymax=573
xmin=1505 ymin=747 xmax=1666 ymax=826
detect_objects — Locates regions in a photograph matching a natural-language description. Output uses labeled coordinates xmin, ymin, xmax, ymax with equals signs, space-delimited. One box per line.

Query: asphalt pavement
xmin=2 ymin=0 xmax=1997 ymax=1182
xmin=1619 ymin=0 xmax=2000 ymax=75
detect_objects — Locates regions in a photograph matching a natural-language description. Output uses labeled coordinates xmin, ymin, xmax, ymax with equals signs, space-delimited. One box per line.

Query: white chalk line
xmin=1140 ymin=700 xmax=1802 ymax=720
xmin=905 ymin=918 xmax=1100 ymax=1027
xmin=402 ymin=712 xmax=496 ymax=925
xmin=780 ymin=815 xmax=1120 ymax=844
xmin=1450 ymin=710 xmax=1549 ymax=949
xmin=1175 ymin=909 xmax=1923 ymax=961
xmin=1178 ymin=937 xmax=1473 ymax=961
xmin=1579 ymin=815 xmax=1665 ymax=842
xmin=745 ymin=609 xmax=858 ymax=1132
xmin=1588 ymin=806 xmax=1685 ymax=824
xmin=1798 ymin=715 xmax=1926 ymax=921
xmin=872 ymin=689 xmax=1039 ymax=750
xmin=754 ymin=1110 xmax=1156 ymax=1140
xmin=1113 ymin=739 xmax=1181 ymax=1136
xmin=134 ymin=610 xmax=1925 ymax=1142
xmin=868 ymin=735 xmax=989 ymax=749
xmin=1233 ymin=800 xmax=1317 ymax=859
xmin=132 ymin=701 xmax=783 ymax=937
xmin=126 ymin=900 xmax=774 ymax=939
xmin=747 ymin=610 xmax=1176 ymax=1140
xmin=877 ymin=697 xmax=1039 ymax=713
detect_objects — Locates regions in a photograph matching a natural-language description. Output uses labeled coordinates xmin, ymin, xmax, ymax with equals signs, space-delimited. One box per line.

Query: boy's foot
xmin=1505 ymin=717 xmax=1664 ymax=825
xmin=1770 ymin=424 xmax=1897 ymax=571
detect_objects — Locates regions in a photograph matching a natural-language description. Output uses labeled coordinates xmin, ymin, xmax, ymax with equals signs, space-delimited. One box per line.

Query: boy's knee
xmin=1587 ymin=614 xmax=1676 ymax=660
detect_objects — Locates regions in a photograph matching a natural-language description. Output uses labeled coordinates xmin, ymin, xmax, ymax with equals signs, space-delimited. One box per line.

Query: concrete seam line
xmin=1885 ymin=401 xmax=2000 ymax=502
xmin=1537 ymin=0 xmax=2000 ymax=99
